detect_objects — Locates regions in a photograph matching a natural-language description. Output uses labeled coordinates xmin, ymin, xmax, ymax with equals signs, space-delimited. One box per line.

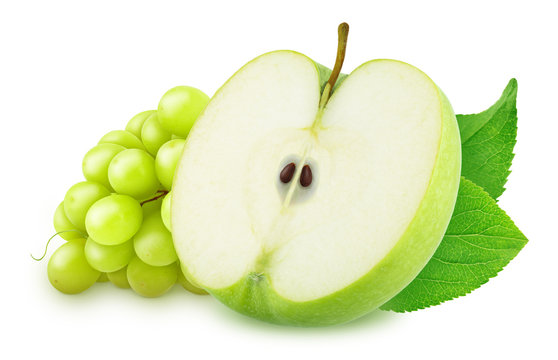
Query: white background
xmin=1 ymin=0 xmax=556 ymax=359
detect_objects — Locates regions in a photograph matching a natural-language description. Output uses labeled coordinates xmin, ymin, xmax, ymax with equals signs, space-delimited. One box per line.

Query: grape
xmin=82 ymin=143 xmax=126 ymax=190
xmin=99 ymin=130 xmax=146 ymax=150
xmin=142 ymin=197 xmax=162 ymax=217
xmin=97 ymin=273 xmax=109 ymax=282
xmin=141 ymin=112 xmax=171 ymax=156
xmin=161 ymin=192 xmax=171 ymax=231
xmin=127 ymin=257 xmax=177 ymax=297
xmin=85 ymin=194 xmax=143 ymax=245
xmin=53 ymin=202 xmax=82 ymax=240
xmin=178 ymin=265 xmax=208 ymax=295
xmin=125 ymin=110 xmax=155 ymax=138
xmin=84 ymin=237 xmax=135 ymax=272
xmin=133 ymin=212 xmax=177 ymax=266
xmin=107 ymin=267 xmax=130 ymax=289
xmin=155 ymin=139 xmax=185 ymax=189
xmin=108 ymin=149 xmax=159 ymax=199
xmin=157 ymin=86 xmax=210 ymax=137
xmin=48 ymin=239 xmax=100 ymax=294
xmin=64 ymin=181 xmax=110 ymax=231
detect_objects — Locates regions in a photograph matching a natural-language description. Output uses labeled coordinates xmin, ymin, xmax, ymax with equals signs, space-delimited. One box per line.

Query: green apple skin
xmin=179 ymin=53 xmax=461 ymax=326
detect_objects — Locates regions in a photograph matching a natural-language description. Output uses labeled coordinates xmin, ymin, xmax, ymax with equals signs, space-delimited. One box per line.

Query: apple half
xmin=172 ymin=34 xmax=460 ymax=326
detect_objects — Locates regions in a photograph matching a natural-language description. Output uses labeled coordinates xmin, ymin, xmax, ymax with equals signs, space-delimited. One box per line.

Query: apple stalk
xmin=282 ymin=22 xmax=349 ymax=210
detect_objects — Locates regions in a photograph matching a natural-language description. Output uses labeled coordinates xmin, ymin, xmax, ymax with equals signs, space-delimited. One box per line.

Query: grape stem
xmin=140 ymin=190 xmax=169 ymax=206
xmin=30 ymin=230 xmax=87 ymax=261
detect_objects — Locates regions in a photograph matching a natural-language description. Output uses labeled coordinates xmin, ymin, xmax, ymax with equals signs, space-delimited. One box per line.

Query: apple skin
xmin=177 ymin=54 xmax=461 ymax=326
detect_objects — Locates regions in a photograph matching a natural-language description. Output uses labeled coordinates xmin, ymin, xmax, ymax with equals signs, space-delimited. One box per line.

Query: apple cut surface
xmin=172 ymin=51 xmax=461 ymax=325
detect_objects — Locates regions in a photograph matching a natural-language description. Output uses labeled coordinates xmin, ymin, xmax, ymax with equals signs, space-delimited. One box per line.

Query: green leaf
xmin=381 ymin=177 xmax=527 ymax=313
xmin=458 ymin=79 xmax=518 ymax=199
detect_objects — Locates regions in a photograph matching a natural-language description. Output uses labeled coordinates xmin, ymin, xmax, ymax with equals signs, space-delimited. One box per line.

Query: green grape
xmin=53 ymin=202 xmax=82 ymax=240
xmin=82 ymin=143 xmax=126 ymax=190
xmin=155 ymin=139 xmax=185 ymax=189
xmin=161 ymin=192 xmax=171 ymax=231
xmin=178 ymin=265 xmax=208 ymax=295
xmin=133 ymin=212 xmax=177 ymax=266
xmin=64 ymin=181 xmax=110 ymax=231
xmin=108 ymin=149 xmax=159 ymax=199
xmin=84 ymin=237 xmax=134 ymax=272
xmin=157 ymin=86 xmax=210 ymax=137
xmin=97 ymin=273 xmax=109 ymax=282
xmin=171 ymin=134 xmax=184 ymax=140
xmin=142 ymin=197 xmax=162 ymax=217
xmin=125 ymin=110 xmax=155 ymax=138
xmin=127 ymin=257 xmax=177 ymax=297
xmin=48 ymin=239 xmax=100 ymax=294
xmin=85 ymin=194 xmax=143 ymax=246
xmin=141 ymin=113 xmax=172 ymax=156
xmin=107 ymin=267 xmax=130 ymax=289
xmin=99 ymin=130 xmax=146 ymax=150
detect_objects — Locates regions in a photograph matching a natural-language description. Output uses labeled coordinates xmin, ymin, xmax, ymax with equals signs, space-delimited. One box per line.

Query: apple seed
xmin=300 ymin=165 xmax=312 ymax=187
xmin=280 ymin=162 xmax=296 ymax=183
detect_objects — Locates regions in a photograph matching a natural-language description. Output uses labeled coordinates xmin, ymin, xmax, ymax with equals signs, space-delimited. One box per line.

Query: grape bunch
xmin=46 ymin=86 xmax=210 ymax=297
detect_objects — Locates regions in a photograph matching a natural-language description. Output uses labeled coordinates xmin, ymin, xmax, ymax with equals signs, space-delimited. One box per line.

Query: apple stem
xmin=319 ymin=22 xmax=349 ymax=109
xmin=281 ymin=23 xmax=349 ymax=211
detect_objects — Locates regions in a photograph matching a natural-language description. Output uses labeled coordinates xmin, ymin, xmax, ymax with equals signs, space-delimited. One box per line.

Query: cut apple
xmin=172 ymin=25 xmax=461 ymax=326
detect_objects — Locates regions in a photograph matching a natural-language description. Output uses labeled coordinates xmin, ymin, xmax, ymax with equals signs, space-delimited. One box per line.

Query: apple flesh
xmin=172 ymin=51 xmax=461 ymax=326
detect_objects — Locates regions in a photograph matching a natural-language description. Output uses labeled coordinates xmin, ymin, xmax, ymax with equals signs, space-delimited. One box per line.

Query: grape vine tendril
xmin=31 ymin=230 xmax=87 ymax=261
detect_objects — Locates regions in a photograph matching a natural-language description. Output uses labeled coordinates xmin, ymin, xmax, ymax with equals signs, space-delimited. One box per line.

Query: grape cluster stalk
xmin=46 ymin=86 xmax=210 ymax=297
